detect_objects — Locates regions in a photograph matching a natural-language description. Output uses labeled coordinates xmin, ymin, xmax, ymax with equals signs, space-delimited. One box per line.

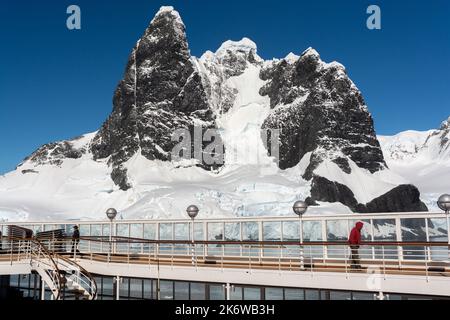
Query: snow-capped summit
xmin=300 ymin=47 xmax=320 ymax=58
xmin=150 ymin=6 xmax=184 ymax=26
xmin=0 ymin=6 xmax=430 ymax=221
xmin=284 ymin=52 xmax=300 ymax=64
xmin=379 ymin=116 xmax=450 ymax=211
xmin=440 ymin=116 xmax=450 ymax=131
xmin=216 ymin=37 xmax=258 ymax=56
xmin=380 ymin=115 xmax=450 ymax=162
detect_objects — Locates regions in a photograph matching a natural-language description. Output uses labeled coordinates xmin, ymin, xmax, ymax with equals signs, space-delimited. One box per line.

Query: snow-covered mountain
xmin=379 ymin=117 xmax=450 ymax=210
xmin=0 ymin=6 xmax=428 ymax=221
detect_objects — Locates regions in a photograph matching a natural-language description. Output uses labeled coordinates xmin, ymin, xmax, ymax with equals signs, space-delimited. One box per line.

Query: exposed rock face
xmin=261 ymin=48 xmax=386 ymax=174
xmin=427 ymin=116 xmax=450 ymax=154
xmin=308 ymin=175 xmax=427 ymax=213
xmin=260 ymin=48 xmax=427 ymax=212
xmin=89 ymin=7 xmax=220 ymax=189
xmin=21 ymin=136 xmax=89 ymax=167
xmin=357 ymin=184 xmax=428 ymax=213
xmin=308 ymin=176 xmax=358 ymax=209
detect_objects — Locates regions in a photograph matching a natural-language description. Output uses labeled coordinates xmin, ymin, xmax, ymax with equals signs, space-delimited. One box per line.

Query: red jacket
xmin=348 ymin=222 xmax=364 ymax=245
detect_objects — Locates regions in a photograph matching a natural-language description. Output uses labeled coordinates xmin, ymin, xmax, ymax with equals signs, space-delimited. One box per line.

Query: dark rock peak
xmin=309 ymin=175 xmax=427 ymax=213
xmin=261 ymin=47 xmax=386 ymax=174
xmin=357 ymin=184 xmax=428 ymax=213
xmin=90 ymin=6 xmax=220 ymax=189
xmin=423 ymin=115 xmax=450 ymax=151
xmin=437 ymin=116 xmax=450 ymax=145
xmin=440 ymin=116 xmax=450 ymax=131
xmin=21 ymin=135 xmax=91 ymax=168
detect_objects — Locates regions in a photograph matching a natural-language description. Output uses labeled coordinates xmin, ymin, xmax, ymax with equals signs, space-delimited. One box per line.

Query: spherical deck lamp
xmin=187 ymin=205 xmax=199 ymax=220
xmin=293 ymin=200 xmax=308 ymax=270
xmin=293 ymin=201 xmax=308 ymax=217
xmin=187 ymin=205 xmax=199 ymax=266
xmin=106 ymin=208 xmax=118 ymax=257
xmin=106 ymin=208 xmax=118 ymax=221
xmin=437 ymin=194 xmax=450 ymax=214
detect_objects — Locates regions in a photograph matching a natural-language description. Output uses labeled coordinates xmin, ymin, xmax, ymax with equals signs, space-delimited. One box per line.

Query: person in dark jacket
xmin=71 ymin=225 xmax=80 ymax=254
xmin=348 ymin=222 xmax=364 ymax=269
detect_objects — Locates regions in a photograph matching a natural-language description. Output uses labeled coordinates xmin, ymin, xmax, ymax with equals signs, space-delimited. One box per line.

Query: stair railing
xmin=15 ymin=237 xmax=63 ymax=300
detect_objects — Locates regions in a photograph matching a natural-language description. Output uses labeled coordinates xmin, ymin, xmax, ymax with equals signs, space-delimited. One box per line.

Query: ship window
xmin=244 ymin=287 xmax=261 ymax=300
xmin=304 ymin=289 xmax=320 ymax=300
xmin=284 ymin=288 xmax=304 ymax=300
xmin=329 ymin=290 xmax=351 ymax=300
xmin=265 ymin=287 xmax=284 ymax=300
xmin=129 ymin=278 xmax=143 ymax=299
xmin=352 ymin=291 xmax=374 ymax=300
xmin=209 ymin=284 xmax=225 ymax=300
xmin=230 ymin=286 xmax=243 ymax=300
xmin=143 ymin=279 xmax=153 ymax=300
xmin=174 ymin=281 xmax=189 ymax=300
xmin=190 ymin=282 xmax=206 ymax=300
xmin=160 ymin=280 xmax=174 ymax=300
xmin=119 ymin=278 xmax=130 ymax=299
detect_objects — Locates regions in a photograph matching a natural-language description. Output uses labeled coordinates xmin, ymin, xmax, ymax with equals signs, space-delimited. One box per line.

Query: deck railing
xmin=2 ymin=236 xmax=448 ymax=280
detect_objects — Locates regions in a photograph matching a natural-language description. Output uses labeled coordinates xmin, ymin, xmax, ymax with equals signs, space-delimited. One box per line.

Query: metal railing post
xmin=395 ymin=217 xmax=403 ymax=266
xmin=344 ymin=244 xmax=348 ymax=278
xmin=10 ymin=240 xmax=13 ymax=265
xmin=148 ymin=242 xmax=151 ymax=267
xmin=127 ymin=240 xmax=130 ymax=264
xmin=321 ymin=220 xmax=328 ymax=261
xmin=425 ymin=218 xmax=431 ymax=261
xmin=258 ymin=221 xmax=263 ymax=261
xmin=278 ymin=245 xmax=281 ymax=274
xmin=247 ymin=245 xmax=252 ymax=274
xmin=425 ymin=248 xmax=429 ymax=282
xmin=221 ymin=246 xmax=224 ymax=272
xmin=171 ymin=245 xmax=174 ymax=269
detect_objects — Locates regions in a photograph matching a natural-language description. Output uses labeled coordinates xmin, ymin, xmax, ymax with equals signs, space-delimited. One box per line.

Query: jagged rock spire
xmin=90 ymin=6 xmax=217 ymax=189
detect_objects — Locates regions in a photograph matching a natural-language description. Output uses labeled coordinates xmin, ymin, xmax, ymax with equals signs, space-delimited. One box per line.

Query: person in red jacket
xmin=348 ymin=222 xmax=364 ymax=269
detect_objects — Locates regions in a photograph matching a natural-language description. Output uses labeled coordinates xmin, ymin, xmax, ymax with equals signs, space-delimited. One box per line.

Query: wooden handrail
xmin=67 ymin=236 xmax=450 ymax=247
xmin=4 ymin=236 xmax=448 ymax=247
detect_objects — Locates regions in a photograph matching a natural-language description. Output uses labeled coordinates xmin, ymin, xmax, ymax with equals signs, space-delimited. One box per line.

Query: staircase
xmin=16 ymin=238 xmax=97 ymax=300
xmin=62 ymin=278 xmax=92 ymax=300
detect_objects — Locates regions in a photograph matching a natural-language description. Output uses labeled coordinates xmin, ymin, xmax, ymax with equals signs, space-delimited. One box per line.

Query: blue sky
xmin=0 ymin=0 xmax=449 ymax=174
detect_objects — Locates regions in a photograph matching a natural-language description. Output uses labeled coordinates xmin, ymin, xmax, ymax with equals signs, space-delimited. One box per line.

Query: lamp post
xmin=293 ymin=200 xmax=308 ymax=270
xmin=106 ymin=208 xmax=118 ymax=258
xmin=437 ymin=194 xmax=450 ymax=245
xmin=187 ymin=205 xmax=199 ymax=266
